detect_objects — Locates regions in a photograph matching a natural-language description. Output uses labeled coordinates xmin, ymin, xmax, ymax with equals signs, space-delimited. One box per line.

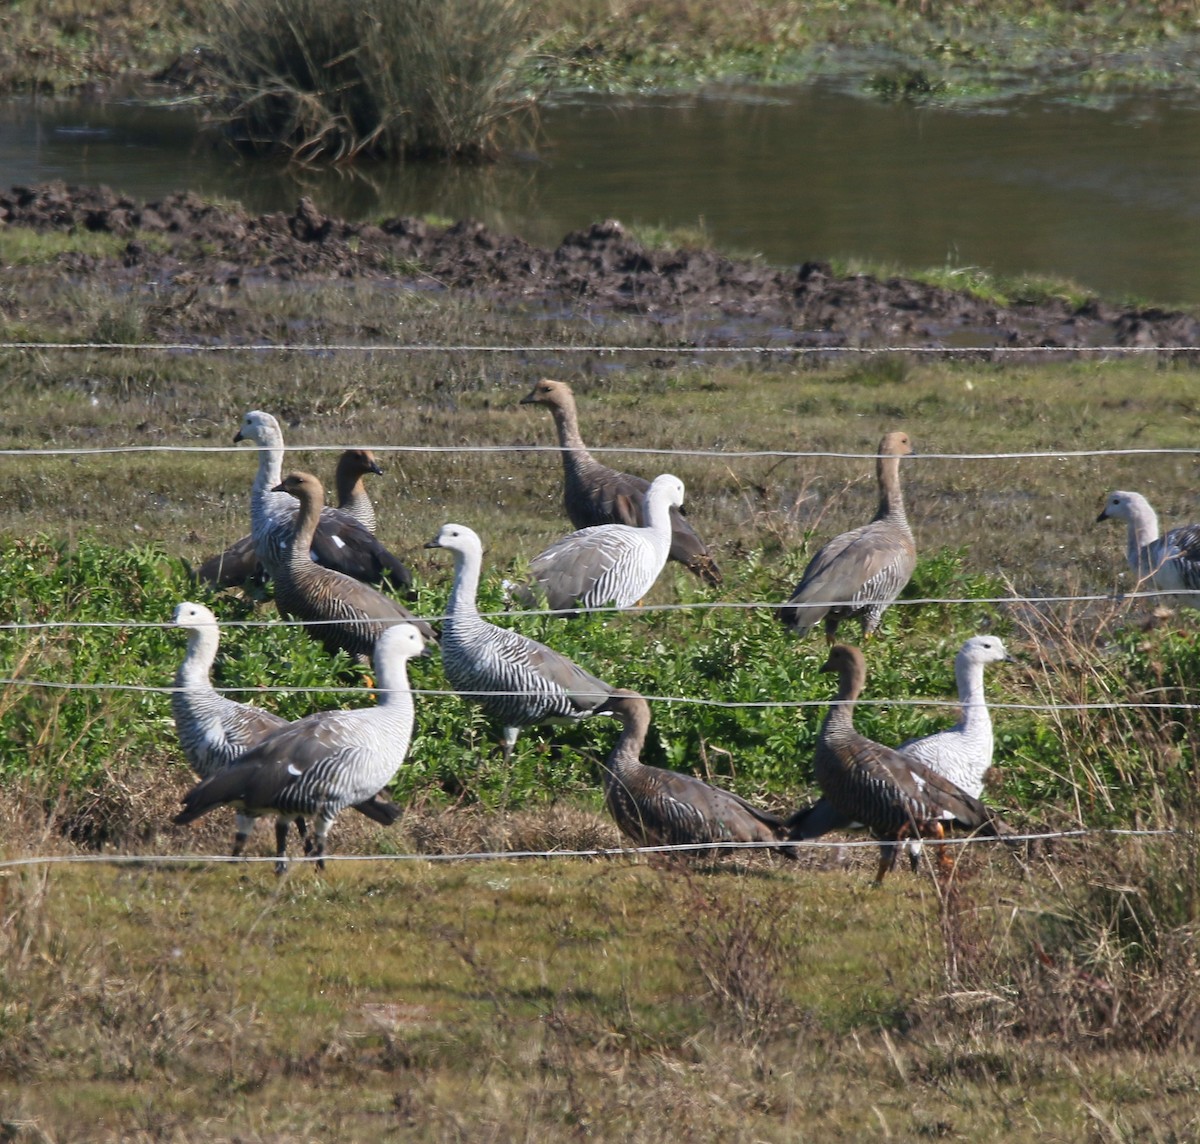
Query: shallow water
xmin=4 ymin=85 xmax=1200 ymax=304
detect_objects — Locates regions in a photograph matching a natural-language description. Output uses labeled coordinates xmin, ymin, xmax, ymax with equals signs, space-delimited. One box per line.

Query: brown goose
xmin=271 ymin=471 xmax=434 ymax=660
xmin=780 ymin=431 xmax=916 ymax=642
xmin=805 ymin=644 xmax=1016 ymax=884
xmin=597 ymin=690 xmax=799 ymax=855
xmin=196 ymin=447 xmax=394 ymax=589
xmin=520 ymin=378 xmax=722 ymax=586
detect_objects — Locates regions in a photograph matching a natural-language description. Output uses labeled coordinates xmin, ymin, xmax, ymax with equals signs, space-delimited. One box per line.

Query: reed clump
xmin=207 ymin=0 xmax=537 ymax=163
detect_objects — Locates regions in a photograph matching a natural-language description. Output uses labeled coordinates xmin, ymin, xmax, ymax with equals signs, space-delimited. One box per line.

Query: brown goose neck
xmin=875 ymin=452 xmax=906 ymax=521
xmin=549 ymin=394 xmax=588 ymax=453
xmin=607 ymin=699 xmax=651 ymax=771
xmin=289 ymin=486 xmax=323 ymax=565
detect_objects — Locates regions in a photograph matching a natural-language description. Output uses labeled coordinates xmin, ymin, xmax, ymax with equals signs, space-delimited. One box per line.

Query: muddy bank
xmin=3 ymin=181 xmax=1198 ymax=352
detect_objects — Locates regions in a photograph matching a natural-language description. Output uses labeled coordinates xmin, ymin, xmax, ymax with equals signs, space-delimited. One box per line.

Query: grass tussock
xmin=207 ymin=0 xmax=537 ymax=162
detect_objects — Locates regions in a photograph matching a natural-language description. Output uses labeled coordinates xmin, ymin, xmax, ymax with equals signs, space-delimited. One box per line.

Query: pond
xmin=3 ymin=84 xmax=1200 ymax=305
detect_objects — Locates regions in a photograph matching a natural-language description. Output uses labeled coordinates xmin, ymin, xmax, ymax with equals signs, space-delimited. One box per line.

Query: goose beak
xmin=1096 ymin=508 xmax=1110 ymax=523
xmin=233 ymin=429 xmax=245 ymax=444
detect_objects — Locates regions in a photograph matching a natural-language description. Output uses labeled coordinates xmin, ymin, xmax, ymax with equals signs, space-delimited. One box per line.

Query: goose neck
xmin=447 ymin=546 xmax=482 ymax=617
xmin=1124 ymin=499 xmax=1161 ymax=570
xmin=176 ymin=627 xmax=219 ymax=689
xmin=287 ymin=490 xmax=322 ymax=569
xmin=875 ymin=453 xmax=907 ymax=522
xmin=955 ymin=657 xmax=990 ymax=730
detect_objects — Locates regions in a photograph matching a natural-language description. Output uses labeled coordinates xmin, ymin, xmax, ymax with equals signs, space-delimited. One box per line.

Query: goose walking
xmin=597 ymin=690 xmax=799 ymax=855
xmin=234 ymin=410 xmax=414 ymax=591
xmin=1096 ymin=490 xmax=1200 ymax=607
xmin=425 ymin=523 xmax=614 ymax=761
xmin=526 ymin=474 xmax=685 ymax=613
xmin=171 ymin=601 xmax=402 ymax=854
xmin=520 ymin=379 xmax=722 ymax=585
xmin=803 ymin=644 xmax=1015 ymax=884
xmin=197 ymin=448 xmax=392 ymax=588
xmin=174 ymin=622 xmax=428 ymax=872
xmin=271 ymin=471 xmax=434 ymax=659
xmin=780 ymin=431 xmax=916 ymax=642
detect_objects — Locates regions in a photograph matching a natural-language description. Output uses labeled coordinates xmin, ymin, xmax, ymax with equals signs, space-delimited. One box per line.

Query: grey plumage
xmin=780 ymin=431 xmax=916 ymax=642
xmin=425 ymin=522 xmax=614 ymax=761
xmin=271 ymin=471 xmax=434 ymax=659
xmin=174 ymin=622 xmax=428 ymax=872
xmin=170 ymin=600 xmax=402 ymax=856
xmin=520 ymin=378 xmax=722 ymax=586
xmin=234 ymin=410 xmax=414 ymax=591
xmin=1096 ymin=489 xmax=1200 ymax=606
xmin=526 ymin=474 xmax=684 ymax=612
xmin=804 ymin=643 xmax=1016 ymax=884
xmin=596 ymin=689 xmax=798 ymax=855
xmin=197 ymin=447 xmax=390 ymax=588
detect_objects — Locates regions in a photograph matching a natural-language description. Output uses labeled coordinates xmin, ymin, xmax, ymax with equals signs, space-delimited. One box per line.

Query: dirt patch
xmin=3 ymin=181 xmax=1198 ymax=351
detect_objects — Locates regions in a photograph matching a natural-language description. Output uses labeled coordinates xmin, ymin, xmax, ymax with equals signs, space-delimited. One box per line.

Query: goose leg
xmin=274 ymin=819 xmax=290 ymax=875
xmin=875 ymin=835 xmax=903 ymax=885
xmin=295 ymin=816 xmax=311 ymax=854
xmin=500 ymin=725 xmax=519 ymax=765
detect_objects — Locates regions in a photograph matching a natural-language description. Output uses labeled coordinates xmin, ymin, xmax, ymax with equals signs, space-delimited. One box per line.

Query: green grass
xmin=3 ymin=244 xmax=1200 ymax=1136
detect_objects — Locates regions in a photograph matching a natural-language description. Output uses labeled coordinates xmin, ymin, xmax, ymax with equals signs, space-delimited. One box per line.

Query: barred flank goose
xmin=171 ymin=601 xmax=402 ymax=855
xmin=597 ymin=690 xmax=798 ymax=855
xmin=234 ymin=410 xmax=414 ymax=591
xmin=272 ymin=472 xmax=434 ymax=659
xmin=174 ymin=623 xmax=428 ymax=872
xmin=780 ymin=431 xmax=916 ymax=642
xmin=805 ymin=644 xmax=1016 ymax=884
xmin=520 ymin=379 xmax=722 ymax=585
xmin=527 ymin=474 xmax=685 ymax=612
xmin=1097 ymin=490 xmax=1200 ymax=606
xmin=197 ymin=448 xmax=389 ymax=588
xmin=426 ymin=523 xmax=614 ymax=761
xmin=335 ymin=448 xmax=385 ymax=533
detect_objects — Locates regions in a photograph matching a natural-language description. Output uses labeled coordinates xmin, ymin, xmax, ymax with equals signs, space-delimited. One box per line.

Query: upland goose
xmin=197 ymin=448 xmax=390 ymax=588
xmin=803 ymin=644 xmax=1016 ymax=884
xmin=174 ymin=622 xmax=428 ymax=872
xmin=898 ymin=635 xmax=1010 ymax=799
xmin=425 ymin=523 xmax=614 ymax=761
xmin=525 ymin=474 xmax=685 ymax=613
xmin=272 ymin=472 xmax=434 ymax=659
xmin=171 ymin=601 xmax=402 ymax=853
xmin=234 ymin=410 xmax=414 ymax=591
xmin=520 ymin=379 xmax=722 ymax=586
xmin=780 ymin=431 xmax=916 ymax=642
xmin=335 ymin=448 xmax=385 ymax=533
xmin=1096 ymin=490 xmax=1200 ymax=606
xmin=596 ymin=689 xmax=799 ymax=855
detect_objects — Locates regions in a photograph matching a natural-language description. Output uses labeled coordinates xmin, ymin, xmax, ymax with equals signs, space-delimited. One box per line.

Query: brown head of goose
xmin=233 ymin=410 xmax=414 ymax=592
xmin=804 ymin=643 xmax=1016 ymax=883
xmin=271 ymin=471 xmax=434 ymax=660
xmin=197 ymin=447 xmax=392 ymax=589
xmin=425 ymin=522 xmax=614 ymax=761
xmin=596 ymin=689 xmax=800 ymax=856
xmin=780 ymin=431 xmax=916 ymax=642
xmin=170 ymin=601 xmax=402 ymax=855
xmin=174 ymin=622 xmax=429 ymax=872
xmin=520 ymin=378 xmax=722 ymax=586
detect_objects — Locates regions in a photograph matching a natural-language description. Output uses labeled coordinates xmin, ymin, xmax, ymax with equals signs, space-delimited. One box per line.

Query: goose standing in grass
xmin=524 ymin=473 xmax=685 ymax=613
xmin=898 ymin=635 xmax=1011 ymax=799
xmin=802 ymin=644 xmax=1016 ymax=884
xmin=233 ymin=410 xmax=414 ymax=591
xmin=780 ymin=431 xmax=916 ymax=642
xmin=1096 ymin=490 xmax=1200 ymax=607
xmin=520 ymin=378 xmax=722 ymax=585
xmin=271 ymin=471 xmax=434 ymax=659
xmin=174 ymin=622 xmax=428 ymax=873
xmin=171 ymin=601 xmax=403 ymax=854
xmin=597 ymin=689 xmax=800 ymax=855
xmin=425 ymin=523 xmax=614 ymax=762
xmin=197 ymin=448 xmax=392 ymax=588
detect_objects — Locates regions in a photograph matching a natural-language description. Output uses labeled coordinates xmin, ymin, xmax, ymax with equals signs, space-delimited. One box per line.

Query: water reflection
xmin=3 ymin=86 xmax=1200 ymax=304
